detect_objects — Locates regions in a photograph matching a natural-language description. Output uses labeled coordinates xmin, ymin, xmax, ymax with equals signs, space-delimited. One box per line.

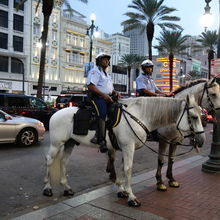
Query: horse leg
xmin=59 ymin=139 xmax=77 ymax=196
xmin=43 ymin=144 xmax=61 ymax=197
xmin=115 ymin=157 xmax=129 ymax=199
xmin=106 ymin=149 xmax=117 ymax=182
xmin=156 ymin=141 xmax=169 ymax=191
xmin=121 ymin=145 xmax=141 ymax=207
xmin=166 ymin=144 xmax=180 ymax=188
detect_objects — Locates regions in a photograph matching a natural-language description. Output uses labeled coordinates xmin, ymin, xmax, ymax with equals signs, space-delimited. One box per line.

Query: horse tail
xmin=49 ymin=139 xmax=77 ymax=186
xmin=48 ymin=146 xmax=62 ymax=186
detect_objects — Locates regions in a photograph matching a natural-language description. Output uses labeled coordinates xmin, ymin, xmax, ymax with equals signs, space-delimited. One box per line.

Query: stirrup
xmin=90 ymin=136 xmax=98 ymax=144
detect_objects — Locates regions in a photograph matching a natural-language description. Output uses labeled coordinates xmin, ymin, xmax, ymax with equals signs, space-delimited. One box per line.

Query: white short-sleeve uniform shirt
xmin=136 ymin=73 xmax=158 ymax=93
xmin=87 ymin=66 xmax=114 ymax=95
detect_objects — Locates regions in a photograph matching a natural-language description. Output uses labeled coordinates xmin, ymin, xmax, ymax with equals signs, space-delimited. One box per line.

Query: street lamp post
xmin=87 ymin=13 xmax=98 ymax=62
xmin=202 ymin=0 xmax=220 ymax=173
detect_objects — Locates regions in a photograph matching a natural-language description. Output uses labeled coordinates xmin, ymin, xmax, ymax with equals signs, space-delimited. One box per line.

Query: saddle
xmin=73 ymin=100 xmax=122 ymax=150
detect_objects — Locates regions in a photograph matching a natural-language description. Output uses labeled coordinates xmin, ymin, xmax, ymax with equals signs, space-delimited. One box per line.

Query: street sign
xmin=211 ymin=58 xmax=220 ymax=77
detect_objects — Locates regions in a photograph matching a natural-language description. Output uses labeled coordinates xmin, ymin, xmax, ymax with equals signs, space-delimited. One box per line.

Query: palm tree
xmin=154 ymin=30 xmax=189 ymax=91
xmin=196 ymin=30 xmax=218 ymax=79
xmin=19 ymin=0 xmax=87 ymax=99
xmin=118 ymin=54 xmax=145 ymax=95
xmin=121 ymin=0 xmax=182 ymax=61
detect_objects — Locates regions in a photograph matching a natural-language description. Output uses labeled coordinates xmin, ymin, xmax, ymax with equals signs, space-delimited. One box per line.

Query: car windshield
xmin=56 ymin=96 xmax=71 ymax=103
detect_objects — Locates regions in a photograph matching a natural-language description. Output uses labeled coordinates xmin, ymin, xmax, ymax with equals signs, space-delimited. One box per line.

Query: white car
xmin=0 ymin=110 xmax=45 ymax=146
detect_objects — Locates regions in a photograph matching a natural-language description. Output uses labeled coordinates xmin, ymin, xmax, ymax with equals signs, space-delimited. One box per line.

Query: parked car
xmin=0 ymin=110 xmax=45 ymax=146
xmin=201 ymin=108 xmax=214 ymax=127
xmin=55 ymin=93 xmax=88 ymax=109
xmin=0 ymin=93 xmax=57 ymax=129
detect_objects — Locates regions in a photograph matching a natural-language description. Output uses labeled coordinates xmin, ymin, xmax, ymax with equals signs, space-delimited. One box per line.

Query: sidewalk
xmin=11 ymin=155 xmax=220 ymax=220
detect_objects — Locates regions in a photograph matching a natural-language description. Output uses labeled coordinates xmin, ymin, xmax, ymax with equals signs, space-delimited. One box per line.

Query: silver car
xmin=0 ymin=110 xmax=45 ymax=146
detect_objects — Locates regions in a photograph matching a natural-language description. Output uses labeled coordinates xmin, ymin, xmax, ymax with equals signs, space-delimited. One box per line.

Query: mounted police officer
xmin=136 ymin=60 xmax=166 ymax=97
xmin=87 ymin=52 xmax=120 ymax=153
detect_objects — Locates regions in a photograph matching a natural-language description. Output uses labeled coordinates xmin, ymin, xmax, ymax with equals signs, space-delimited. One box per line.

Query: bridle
xmin=120 ymin=99 xmax=204 ymax=156
xmin=176 ymin=101 xmax=204 ymax=142
xmin=199 ymin=82 xmax=220 ymax=117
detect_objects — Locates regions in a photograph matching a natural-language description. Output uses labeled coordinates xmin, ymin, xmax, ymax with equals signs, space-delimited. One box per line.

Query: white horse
xmin=43 ymin=95 xmax=205 ymax=207
xmin=154 ymin=78 xmax=220 ymax=191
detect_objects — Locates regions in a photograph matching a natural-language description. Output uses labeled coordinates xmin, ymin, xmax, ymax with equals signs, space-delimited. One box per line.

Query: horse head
xmin=200 ymin=78 xmax=220 ymax=116
xmin=177 ymin=95 xmax=206 ymax=149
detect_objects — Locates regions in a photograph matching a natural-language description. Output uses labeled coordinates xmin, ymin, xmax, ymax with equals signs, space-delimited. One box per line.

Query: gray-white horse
xmin=154 ymin=78 xmax=220 ymax=191
xmin=43 ymin=95 xmax=205 ymax=207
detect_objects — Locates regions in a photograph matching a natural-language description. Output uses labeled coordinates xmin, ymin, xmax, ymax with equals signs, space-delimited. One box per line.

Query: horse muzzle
xmin=189 ymin=131 xmax=206 ymax=149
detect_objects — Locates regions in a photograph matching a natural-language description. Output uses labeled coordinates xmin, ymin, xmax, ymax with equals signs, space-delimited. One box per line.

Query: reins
xmin=121 ymin=105 xmax=195 ymax=157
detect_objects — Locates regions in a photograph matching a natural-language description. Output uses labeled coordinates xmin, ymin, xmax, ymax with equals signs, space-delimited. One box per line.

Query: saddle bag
xmin=73 ymin=107 xmax=97 ymax=135
xmin=73 ymin=109 xmax=91 ymax=135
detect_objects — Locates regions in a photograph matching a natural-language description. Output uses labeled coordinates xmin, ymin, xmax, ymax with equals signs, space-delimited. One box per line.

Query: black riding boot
xmin=98 ymin=119 xmax=108 ymax=153
xmin=90 ymin=130 xmax=98 ymax=144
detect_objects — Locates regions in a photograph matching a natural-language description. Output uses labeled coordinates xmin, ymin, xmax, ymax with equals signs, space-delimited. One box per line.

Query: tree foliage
xmin=154 ymin=30 xmax=189 ymax=91
xmin=121 ymin=0 xmax=182 ymax=60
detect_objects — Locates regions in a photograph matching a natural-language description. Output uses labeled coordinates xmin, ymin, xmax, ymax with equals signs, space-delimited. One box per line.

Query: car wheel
xmin=17 ymin=128 xmax=37 ymax=147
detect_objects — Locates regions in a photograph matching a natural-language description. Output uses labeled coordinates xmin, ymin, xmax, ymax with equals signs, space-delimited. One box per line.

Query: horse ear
xmin=210 ymin=77 xmax=216 ymax=84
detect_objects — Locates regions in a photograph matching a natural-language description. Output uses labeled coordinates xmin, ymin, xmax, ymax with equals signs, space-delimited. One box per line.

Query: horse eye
xmin=191 ymin=116 xmax=198 ymax=120
xmin=211 ymin=94 xmax=216 ymax=97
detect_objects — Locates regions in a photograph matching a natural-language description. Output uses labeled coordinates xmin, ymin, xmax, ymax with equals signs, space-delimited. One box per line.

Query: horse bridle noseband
xmin=199 ymin=82 xmax=220 ymax=116
xmin=176 ymin=101 xmax=204 ymax=141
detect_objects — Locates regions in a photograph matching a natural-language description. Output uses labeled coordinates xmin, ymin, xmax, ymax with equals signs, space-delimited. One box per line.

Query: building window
xmin=66 ymin=33 xmax=71 ymax=44
xmin=13 ymin=14 xmax=24 ymax=32
xmin=51 ymin=30 xmax=57 ymax=40
xmin=11 ymin=58 xmax=24 ymax=74
xmin=14 ymin=0 xmax=24 ymax=11
xmin=0 ymin=32 xmax=8 ymax=49
xmin=0 ymin=56 xmax=8 ymax=72
xmin=0 ymin=10 xmax=8 ymax=28
xmin=33 ymin=23 xmax=40 ymax=35
xmin=0 ymin=0 xmax=8 ymax=6
xmin=13 ymin=36 xmax=23 ymax=52
xmin=66 ymin=51 xmax=70 ymax=62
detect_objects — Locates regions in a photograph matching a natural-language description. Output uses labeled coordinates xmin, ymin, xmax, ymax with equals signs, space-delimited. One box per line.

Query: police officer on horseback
xmin=136 ymin=60 xmax=166 ymax=97
xmin=87 ymin=52 xmax=120 ymax=153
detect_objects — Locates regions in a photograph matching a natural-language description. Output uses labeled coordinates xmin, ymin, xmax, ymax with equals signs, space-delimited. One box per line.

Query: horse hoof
xmin=128 ymin=199 xmax=141 ymax=207
xmin=157 ymin=183 xmax=167 ymax=191
xmin=63 ymin=189 xmax=75 ymax=197
xmin=169 ymin=181 xmax=180 ymax=188
xmin=43 ymin=188 xmax=53 ymax=197
xmin=117 ymin=191 xmax=129 ymax=198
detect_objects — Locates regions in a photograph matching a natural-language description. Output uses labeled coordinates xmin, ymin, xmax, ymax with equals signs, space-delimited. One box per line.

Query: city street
xmin=0 ymin=123 xmax=213 ymax=220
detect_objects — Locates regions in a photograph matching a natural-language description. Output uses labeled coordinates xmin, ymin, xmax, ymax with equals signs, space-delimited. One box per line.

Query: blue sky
xmin=72 ymin=0 xmax=219 ymax=36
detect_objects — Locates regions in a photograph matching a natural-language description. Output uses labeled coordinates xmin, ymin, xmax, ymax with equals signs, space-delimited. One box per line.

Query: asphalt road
xmin=0 ymin=123 xmax=213 ymax=220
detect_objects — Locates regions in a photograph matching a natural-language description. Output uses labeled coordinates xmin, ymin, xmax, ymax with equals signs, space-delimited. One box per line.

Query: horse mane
xmin=120 ymin=97 xmax=184 ymax=130
xmin=173 ymin=78 xmax=208 ymax=95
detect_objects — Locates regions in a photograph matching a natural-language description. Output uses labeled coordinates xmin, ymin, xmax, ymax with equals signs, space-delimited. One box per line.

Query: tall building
xmin=61 ymin=9 xmax=88 ymax=91
xmin=107 ymin=33 xmax=130 ymax=65
xmin=0 ymin=0 xmax=30 ymax=93
xmin=123 ymin=26 xmax=147 ymax=56
xmin=29 ymin=1 xmax=62 ymax=99
xmin=60 ymin=10 xmax=112 ymax=92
